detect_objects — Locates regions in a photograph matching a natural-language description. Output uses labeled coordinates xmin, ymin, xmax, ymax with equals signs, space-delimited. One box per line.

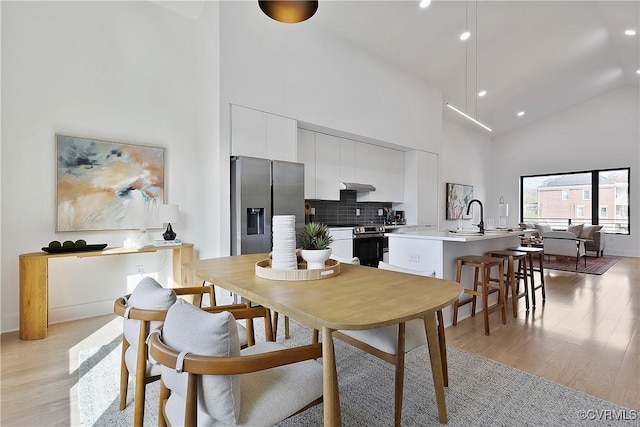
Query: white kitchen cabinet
xmin=339 ymin=138 xmax=356 ymax=183
xmin=266 ymin=114 xmax=297 ymax=162
xmin=328 ymin=228 xmax=354 ymax=259
xmin=369 ymin=145 xmax=389 ymax=202
xmin=356 ymin=144 xmax=403 ymax=203
xmin=231 ymin=104 xmax=266 ymax=158
xmin=389 ymin=149 xmax=404 ymax=202
xmin=231 ymin=104 xmax=297 ymax=162
xmin=355 ymin=141 xmax=370 ymax=185
xmin=297 ymin=129 xmax=316 ymax=199
xmin=315 ymin=133 xmax=340 ymax=201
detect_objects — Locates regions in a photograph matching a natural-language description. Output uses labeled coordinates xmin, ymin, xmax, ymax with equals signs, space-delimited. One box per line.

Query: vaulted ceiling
xmin=306 ymin=1 xmax=640 ymax=136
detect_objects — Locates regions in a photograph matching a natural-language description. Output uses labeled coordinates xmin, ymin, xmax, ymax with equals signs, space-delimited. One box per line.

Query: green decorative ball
xmin=75 ymin=239 xmax=87 ymax=247
xmin=48 ymin=240 xmax=62 ymax=249
xmin=62 ymin=240 xmax=75 ymax=248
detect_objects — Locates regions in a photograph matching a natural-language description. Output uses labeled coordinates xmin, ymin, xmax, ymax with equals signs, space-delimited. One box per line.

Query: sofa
xmin=519 ymin=222 xmax=605 ymax=257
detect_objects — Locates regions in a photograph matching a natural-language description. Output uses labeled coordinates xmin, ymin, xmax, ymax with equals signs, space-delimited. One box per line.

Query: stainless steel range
xmin=353 ymin=225 xmax=385 ymax=267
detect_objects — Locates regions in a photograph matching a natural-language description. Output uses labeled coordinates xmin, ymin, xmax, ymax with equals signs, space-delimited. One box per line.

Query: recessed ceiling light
xmin=624 ymin=29 xmax=637 ymax=36
xmin=637 ymin=69 xmax=640 ymax=75
xmin=517 ymin=111 xmax=525 ymax=117
xmin=478 ymin=90 xmax=487 ymax=97
xmin=460 ymin=31 xmax=470 ymax=41
xmin=419 ymin=0 xmax=431 ymax=8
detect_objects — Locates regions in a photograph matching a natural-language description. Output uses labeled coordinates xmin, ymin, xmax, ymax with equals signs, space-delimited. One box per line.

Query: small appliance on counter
xmin=384 ymin=208 xmax=406 ymax=225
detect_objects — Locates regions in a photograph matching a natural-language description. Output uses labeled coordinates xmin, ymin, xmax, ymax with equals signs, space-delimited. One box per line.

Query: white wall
xmin=0 ymin=1 xmax=208 ymax=332
xmin=216 ymin=1 xmax=444 ymax=254
xmin=491 ymin=87 xmax=639 ymax=257
xmin=440 ymin=121 xmax=494 ymax=230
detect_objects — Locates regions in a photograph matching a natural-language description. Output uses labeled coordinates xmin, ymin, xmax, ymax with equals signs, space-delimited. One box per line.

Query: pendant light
xmin=447 ymin=0 xmax=492 ymax=132
xmin=259 ymin=1 xmax=318 ymax=23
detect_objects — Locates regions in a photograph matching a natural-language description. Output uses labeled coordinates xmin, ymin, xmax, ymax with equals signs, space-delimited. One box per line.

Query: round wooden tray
xmin=255 ymin=258 xmax=341 ymax=281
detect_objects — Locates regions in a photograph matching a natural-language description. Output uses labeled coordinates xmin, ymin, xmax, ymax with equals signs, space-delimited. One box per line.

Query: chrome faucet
xmin=466 ymin=199 xmax=485 ymax=234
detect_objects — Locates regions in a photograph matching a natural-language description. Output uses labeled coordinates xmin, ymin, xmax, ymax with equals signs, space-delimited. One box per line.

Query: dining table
xmin=185 ymin=253 xmax=463 ymax=425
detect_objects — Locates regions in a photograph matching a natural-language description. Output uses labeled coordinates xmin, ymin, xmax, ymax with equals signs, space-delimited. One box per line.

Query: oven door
xmin=353 ymin=236 xmax=384 ymax=267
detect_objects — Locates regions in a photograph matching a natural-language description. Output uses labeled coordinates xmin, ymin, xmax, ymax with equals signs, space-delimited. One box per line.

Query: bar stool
xmin=452 ymin=255 xmax=507 ymax=335
xmin=509 ymin=246 xmax=546 ymax=307
xmin=487 ymin=250 xmax=530 ymax=316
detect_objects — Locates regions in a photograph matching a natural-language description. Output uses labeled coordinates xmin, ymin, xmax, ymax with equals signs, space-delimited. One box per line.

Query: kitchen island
xmin=386 ymin=229 xmax=525 ymax=325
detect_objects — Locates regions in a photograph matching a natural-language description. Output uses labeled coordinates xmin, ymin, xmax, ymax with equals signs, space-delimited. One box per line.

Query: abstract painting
xmin=446 ymin=183 xmax=473 ymax=220
xmin=56 ymin=134 xmax=165 ymax=231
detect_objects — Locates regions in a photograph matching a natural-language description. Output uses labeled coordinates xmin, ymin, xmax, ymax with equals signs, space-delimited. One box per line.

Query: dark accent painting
xmin=446 ymin=183 xmax=473 ymax=220
xmin=56 ymin=134 xmax=165 ymax=231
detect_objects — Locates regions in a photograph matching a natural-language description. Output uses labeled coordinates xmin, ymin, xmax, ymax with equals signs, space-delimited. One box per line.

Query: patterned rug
xmin=543 ymin=255 xmax=620 ymax=275
xmin=79 ymin=319 xmax=638 ymax=426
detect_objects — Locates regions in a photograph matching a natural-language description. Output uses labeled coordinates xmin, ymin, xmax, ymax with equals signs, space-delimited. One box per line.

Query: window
xmin=521 ymin=168 xmax=630 ymax=235
xmin=600 ymin=206 xmax=608 ymax=218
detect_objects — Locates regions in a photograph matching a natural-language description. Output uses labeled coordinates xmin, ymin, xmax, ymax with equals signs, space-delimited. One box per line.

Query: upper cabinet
xmin=297 ymin=129 xmax=316 ymax=199
xmin=314 ymin=133 xmax=340 ymax=201
xmin=297 ymin=129 xmax=340 ymax=201
xmin=231 ymin=104 xmax=297 ymax=162
xmin=338 ymin=138 xmax=356 ymax=183
xmin=357 ymin=144 xmax=404 ymax=203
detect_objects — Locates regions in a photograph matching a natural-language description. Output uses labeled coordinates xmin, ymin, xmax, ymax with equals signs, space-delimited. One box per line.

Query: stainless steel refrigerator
xmin=231 ymin=156 xmax=305 ymax=255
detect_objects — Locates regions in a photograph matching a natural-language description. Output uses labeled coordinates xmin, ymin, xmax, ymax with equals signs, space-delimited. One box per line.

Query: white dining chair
xmin=333 ymin=261 xmax=448 ymax=427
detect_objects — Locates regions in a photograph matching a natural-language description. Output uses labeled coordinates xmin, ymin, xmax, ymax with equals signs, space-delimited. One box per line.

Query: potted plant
xmin=298 ymin=222 xmax=333 ymax=269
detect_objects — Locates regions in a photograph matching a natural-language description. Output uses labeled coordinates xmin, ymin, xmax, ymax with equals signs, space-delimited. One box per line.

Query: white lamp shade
xmin=159 ymin=204 xmax=179 ymax=223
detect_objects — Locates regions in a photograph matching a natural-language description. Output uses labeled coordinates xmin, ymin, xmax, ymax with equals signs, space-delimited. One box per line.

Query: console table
xmin=19 ymin=243 xmax=194 ymax=340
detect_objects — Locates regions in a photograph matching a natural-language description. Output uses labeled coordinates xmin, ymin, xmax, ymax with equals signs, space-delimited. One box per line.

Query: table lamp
xmin=498 ymin=196 xmax=509 ymax=228
xmin=159 ymin=204 xmax=179 ymax=240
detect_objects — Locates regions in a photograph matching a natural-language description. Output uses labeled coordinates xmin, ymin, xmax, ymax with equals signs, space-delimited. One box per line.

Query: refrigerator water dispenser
xmin=247 ymin=208 xmax=265 ymax=235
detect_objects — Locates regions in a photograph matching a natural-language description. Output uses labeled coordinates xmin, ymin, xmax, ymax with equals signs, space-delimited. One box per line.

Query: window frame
xmin=520 ymin=167 xmax=630 ymax=235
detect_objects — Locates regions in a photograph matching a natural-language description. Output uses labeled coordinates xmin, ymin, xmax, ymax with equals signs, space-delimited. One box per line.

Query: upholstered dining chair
xmin=332 ymin=261 xmax=449 ymax=427
xmin=113 ymin=277 xmax=250 ymax=426
xmin=148 ymin=299 xmax=324 ymax=427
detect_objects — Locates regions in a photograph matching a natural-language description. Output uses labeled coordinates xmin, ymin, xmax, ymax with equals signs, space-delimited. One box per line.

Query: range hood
xmin=340 ymin=182 xmax=376 ymax=192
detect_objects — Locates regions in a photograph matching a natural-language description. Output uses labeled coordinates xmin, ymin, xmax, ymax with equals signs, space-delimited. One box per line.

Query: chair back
xmin=542 ymin=231 xmax=585 ymax=257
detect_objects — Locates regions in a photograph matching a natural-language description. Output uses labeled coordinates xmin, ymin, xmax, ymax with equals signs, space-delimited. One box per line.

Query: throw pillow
xmin=579 ymin=225 xmax=603 ymax=240
xmin=567 ymin=223 xmax=584 ymax=238
xmin=161 ymin=299 xmax=241 ymax=425
xmin=123 ymin=277 xmax=177 ymax=354
xmin=535 ymin=223 xmax=553 ymax=235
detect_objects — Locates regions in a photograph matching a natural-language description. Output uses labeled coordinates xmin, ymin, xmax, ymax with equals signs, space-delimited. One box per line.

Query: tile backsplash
xmin=306 ymin=191 xmax=391 ymax=226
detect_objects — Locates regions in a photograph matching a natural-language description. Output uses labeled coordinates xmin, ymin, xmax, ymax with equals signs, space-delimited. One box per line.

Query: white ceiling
xmin=304 ymin=0 xmax=640 ymax=136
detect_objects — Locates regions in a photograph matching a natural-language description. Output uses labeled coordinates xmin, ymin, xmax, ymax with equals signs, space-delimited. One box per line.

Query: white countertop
xmin=385 ymin=229 xmax=523 ymax=242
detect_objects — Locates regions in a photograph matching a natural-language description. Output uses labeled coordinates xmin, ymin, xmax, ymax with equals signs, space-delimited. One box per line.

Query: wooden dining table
xmin=185 ymin=254 xmax=463 ymax=425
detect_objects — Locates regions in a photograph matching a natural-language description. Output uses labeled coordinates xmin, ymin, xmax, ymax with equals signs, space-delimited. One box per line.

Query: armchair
xmin=148 ymin=300 xmax=323 ymax=427
xmin=542 ymin=231 xmax=586 ymax=270
xmin=581 ymin=227 xmax=605 ymax=257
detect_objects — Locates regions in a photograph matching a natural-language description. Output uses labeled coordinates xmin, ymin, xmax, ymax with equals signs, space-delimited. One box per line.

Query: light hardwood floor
xmin=1 ymin=257 xmax=638 ymax=425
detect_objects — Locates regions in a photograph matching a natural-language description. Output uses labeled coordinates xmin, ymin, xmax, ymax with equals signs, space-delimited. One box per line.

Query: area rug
xmin=79 ymin=320 xmax=638 ymax=427
xmin=543 ymin=255 xmax=620 ymax=275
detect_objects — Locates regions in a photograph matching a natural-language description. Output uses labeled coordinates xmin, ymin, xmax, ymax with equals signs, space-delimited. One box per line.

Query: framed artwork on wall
xmin=446 ymin=182 xmax=473 ymax=220
xmin=56 ymin=134 xmax=165 ymax=231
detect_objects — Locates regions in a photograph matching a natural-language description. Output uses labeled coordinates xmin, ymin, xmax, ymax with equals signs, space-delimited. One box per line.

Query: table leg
xmin=19 ymin=256 xmax=48 ymax=340
xmin=173 ymin=245 xmax=194 ymax=288
xmin=322 ymin=326 xmax=341 ymax=426
xmin=423 ymin=313 xmax=448 ymax=423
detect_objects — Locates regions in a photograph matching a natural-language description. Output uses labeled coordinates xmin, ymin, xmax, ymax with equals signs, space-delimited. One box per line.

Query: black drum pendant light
xmin=259 ymin=1 xmax=318 ymax=23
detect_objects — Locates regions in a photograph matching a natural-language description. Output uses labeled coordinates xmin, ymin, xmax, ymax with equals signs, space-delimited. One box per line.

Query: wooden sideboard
xmin=19 ymin=243 xmax=194 ymax=340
